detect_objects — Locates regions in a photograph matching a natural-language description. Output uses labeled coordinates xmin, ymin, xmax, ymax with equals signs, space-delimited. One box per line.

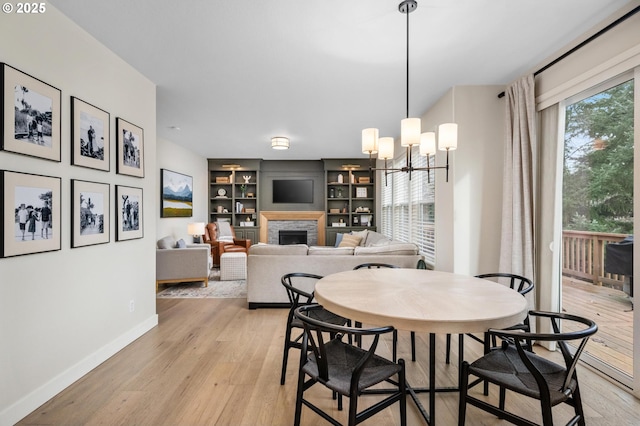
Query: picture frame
xmin=356 ymin=187 xmax=368 ymax=198
xmin=1 ymin=170 xmax=61 ymax=257
xmin=115 ymin=185 xmax=143 ymax=241
xmin=161 ymin=169 xmax=193 ymax=217
xmin=71 ymin=97 xmax=110 ymax=171
xmin=116 ymin=117 xmax=144 ymax=177
xmin=1 ymin=63 xmax=61 ymax=162
xmin=71 ymin=180 xmax=110 ymax=248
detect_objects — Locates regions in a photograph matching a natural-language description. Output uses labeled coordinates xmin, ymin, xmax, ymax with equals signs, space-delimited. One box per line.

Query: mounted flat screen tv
xmin=273 ymin=179 xmax=314 ymax=203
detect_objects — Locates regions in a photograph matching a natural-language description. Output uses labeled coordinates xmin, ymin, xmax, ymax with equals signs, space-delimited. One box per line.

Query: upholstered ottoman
xmin=220 ymin=252 xmax=247 ymax=281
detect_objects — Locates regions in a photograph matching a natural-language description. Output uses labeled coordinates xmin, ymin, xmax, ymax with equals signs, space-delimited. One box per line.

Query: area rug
xmin=156 ymin=269 xmax=246 ymax=299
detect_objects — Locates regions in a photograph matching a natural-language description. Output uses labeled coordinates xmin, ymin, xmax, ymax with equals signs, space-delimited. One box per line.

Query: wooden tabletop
xmin=314 ymin=269 xmax=528 ymax=334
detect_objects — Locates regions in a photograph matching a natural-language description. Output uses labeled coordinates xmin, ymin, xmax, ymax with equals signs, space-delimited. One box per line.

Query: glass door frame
xmin=556 ymin=68 xmax=638 ymax=394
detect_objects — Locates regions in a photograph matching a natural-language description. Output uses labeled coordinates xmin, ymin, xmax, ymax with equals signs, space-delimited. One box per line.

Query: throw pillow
xmin=350 ymin=229 xmax=368 ymax=246
xmin=175 ymin=238 xmax=186 ymax=248
xmin=338 ymin=234 xmax=362 ymax=248
xmin=334 ymin=233 xmax=345 ymax=247
xmin=157 ymin=236 xmax=176 ymax=249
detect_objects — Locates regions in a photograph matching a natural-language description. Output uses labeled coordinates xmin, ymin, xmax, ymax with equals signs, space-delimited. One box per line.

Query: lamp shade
xmin=438 ymin=123 xmax=458 ymax=151
xmin=361 ymin=128 xmax=379 ymax=154
xmin=401 ymin=117 xmax=421 ymax=147
xmin=187 ymin=222 xmax=205 ymax=236
xmin=271 ymin=136 xmax=290 ymax=150
xmin=377 ymin=137 xmax=395 ymax=160
xmin=419 ymin=132 xmax=436 ymax=156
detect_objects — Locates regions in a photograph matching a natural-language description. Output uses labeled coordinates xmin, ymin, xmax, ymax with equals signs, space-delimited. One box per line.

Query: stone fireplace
xmin=259 ymin=211 xmax=326 ymax=245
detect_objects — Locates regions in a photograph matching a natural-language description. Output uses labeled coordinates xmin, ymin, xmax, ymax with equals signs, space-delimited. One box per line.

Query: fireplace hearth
xmin=279 ymin=230 xmax=308 ymax=245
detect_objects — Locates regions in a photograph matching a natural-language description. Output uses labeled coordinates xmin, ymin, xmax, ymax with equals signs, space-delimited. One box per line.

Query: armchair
xmin=203 ymin=222 xmax=251 ymax=266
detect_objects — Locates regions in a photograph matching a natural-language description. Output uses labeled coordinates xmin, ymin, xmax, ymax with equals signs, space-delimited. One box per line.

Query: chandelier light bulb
xmin=361 ymin=128 xmax=379 ymax=154
xmin=438 ymin=123 xmax=458 ymax=151
xmin=419 ymin=132 xmax=436 ymax=156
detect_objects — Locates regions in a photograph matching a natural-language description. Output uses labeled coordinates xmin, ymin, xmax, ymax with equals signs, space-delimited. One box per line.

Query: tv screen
xmin=273 ymin=179 xmax=314 ymax=203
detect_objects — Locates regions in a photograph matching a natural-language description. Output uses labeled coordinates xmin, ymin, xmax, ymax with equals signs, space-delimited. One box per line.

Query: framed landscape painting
xmin=116 ymin=185 xmax=143 ymax=241
xmin=116 ymin=117 xmax=144 ymax=177
xmin=71 ymin=97 xmax=110 ymax=171
xmin=1 ymin=63 xmax=61 ymax=162
xmin=161 ymin=169 xmax=193 ymax=217
xmin=1 ymin=170 xmax=61 ymax=257
xmin=71 ymin=180 xmax=110 ymax=248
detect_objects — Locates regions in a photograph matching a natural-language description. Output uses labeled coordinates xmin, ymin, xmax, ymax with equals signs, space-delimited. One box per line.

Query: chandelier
xmin=361 ymin=0 xmax=457 ymax=183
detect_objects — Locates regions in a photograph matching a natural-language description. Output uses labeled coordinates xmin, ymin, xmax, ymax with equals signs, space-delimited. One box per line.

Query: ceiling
xmin=49 ymin=0 xmax=631 ymax=160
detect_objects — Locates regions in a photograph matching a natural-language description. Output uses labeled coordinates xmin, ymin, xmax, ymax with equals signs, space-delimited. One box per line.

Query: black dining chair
xmin=353 ymin=263 xmax=406 ymax=361
xmin=445 ymin=273 xmax=535 ymax=365
xmin=280 ymin=272 xmax=350 ymax=385
xmin=459 ymin=310 xmax=597 ymax=426
xmin=293 ymin=304 xmax=407 ymax=426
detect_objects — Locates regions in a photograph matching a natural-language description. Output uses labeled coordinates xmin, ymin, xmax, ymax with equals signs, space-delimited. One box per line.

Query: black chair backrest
xmin=489 ymin=310 xmax=597 ymax=392
xmin=475 ymin=272 xmax=534 ymax=296
xmin=354 ymin=263 xmax=399 ymax=270
xmin=281 ymin=272 xmax=323 ymax=307
xmin=295 ymin=304 xmax=395 ymax=383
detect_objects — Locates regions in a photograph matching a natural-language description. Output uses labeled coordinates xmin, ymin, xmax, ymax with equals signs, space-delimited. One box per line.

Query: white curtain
xmin=499 ymin=75 xmax=537 ymax=284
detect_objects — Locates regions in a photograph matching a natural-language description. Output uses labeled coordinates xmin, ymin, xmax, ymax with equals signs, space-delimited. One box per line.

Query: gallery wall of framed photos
xmin=0 ymin=8 xmax=159 ymax=425
xmin=0 ymin=62 xmax=149 ymax=257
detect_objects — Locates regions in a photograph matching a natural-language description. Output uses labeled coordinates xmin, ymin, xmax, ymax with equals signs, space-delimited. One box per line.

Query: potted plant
xmin=240 ymin=184 xmax=247 ymax=198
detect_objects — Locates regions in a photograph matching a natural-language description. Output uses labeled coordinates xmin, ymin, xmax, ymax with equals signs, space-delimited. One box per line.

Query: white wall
xmin=426 ymin=86 xmax=505 ymax=274
xmin=156 ymin=138 xmax=208 ymax=241
xmin=0 ymin=7 xmax=157 ymax=425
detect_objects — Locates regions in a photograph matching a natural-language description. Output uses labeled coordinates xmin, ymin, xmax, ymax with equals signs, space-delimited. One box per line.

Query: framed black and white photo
xmin=71 ymin=97 xmax=110 ymax=171
xmin=71 ymin=180 xmax=110 ymax=248
xmin=116 ymin=117 xmax=144 ymax=177
xmin=1 ymin=63 xmax=61 ymax=161
xmin=0 ymin=170 xmax=61 ymax=257
xmin=161 ymin=169 xmax=193 ymax=217
xmin=115 ymin=185 xmax=143 ymax=241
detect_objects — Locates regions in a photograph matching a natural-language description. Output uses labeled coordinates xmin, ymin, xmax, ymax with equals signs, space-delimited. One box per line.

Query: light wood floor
xmin=18 ymin=298 xmax=640 ymax=425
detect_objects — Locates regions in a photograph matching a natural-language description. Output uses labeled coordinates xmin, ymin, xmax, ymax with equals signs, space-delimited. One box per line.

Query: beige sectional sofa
xmin=247 ymin=230 xmax=423 ymax=308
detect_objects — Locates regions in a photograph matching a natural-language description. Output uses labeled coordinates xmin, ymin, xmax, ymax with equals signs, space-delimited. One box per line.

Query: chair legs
xmin=281 ymin=319 xmax=302 ymax=385
xmin=458 ymin=361 xmax=469 ymax=426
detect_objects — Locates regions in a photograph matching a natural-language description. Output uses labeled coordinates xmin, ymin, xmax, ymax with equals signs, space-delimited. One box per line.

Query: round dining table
xmin=314 ymin=268 xmax=529 ymax=425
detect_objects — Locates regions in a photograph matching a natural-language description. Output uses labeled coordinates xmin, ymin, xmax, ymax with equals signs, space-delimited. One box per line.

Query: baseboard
xmin=248 ymin=302 xmax=290 ymax=310
xmin=0 ymin=314 xmax=158 ymax=426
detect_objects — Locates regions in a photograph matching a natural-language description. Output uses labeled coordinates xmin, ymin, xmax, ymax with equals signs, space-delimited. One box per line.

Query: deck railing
xmin=562 ymin=230 xmax=629 ymax=288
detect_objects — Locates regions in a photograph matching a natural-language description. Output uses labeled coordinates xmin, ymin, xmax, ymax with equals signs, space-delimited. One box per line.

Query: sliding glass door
xmin=560 ymin=73 xmax=636 ymax=388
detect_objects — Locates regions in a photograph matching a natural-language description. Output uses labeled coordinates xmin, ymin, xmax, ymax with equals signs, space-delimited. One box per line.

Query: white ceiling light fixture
xmin=361 ymin=0 xmax=457 ymax=183
xmin=271 ymin=136 xmax=290 ymax=150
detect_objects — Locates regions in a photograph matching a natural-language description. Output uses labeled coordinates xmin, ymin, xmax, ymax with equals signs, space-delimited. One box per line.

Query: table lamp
xmin=187 ymin=222 xmax=205 ymax=243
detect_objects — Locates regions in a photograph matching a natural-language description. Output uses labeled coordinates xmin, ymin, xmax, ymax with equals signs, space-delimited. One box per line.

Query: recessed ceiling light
xmin=169 ymin=126 xmax=181 ymax=131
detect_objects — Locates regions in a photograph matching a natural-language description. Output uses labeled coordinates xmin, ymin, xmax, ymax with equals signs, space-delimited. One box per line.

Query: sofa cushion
xmin=334 ymin=233 xmax=345 ymax=247
xmin=175 ymin=238 xmax=187 ymax=248
xmin=354 ymin=242 xmax=419 ymax=256
xmin=308 ymin=246 xmax=355 ymax=255
xmin=249 ymin=244 xmax=309 ymax=255
xmin=338 ymin=234 xmax=362 ymax=248
xmin=157 ymin=236 xmax=176 ymax=249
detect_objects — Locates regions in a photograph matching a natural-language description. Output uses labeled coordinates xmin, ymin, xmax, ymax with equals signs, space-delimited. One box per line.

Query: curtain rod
xmin=497 ymin=5 xmax=640 ymax=99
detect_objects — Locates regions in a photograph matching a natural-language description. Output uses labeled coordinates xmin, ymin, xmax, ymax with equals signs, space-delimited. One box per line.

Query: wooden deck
xmin=562 ymin=276 xmax=633 ymax=376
